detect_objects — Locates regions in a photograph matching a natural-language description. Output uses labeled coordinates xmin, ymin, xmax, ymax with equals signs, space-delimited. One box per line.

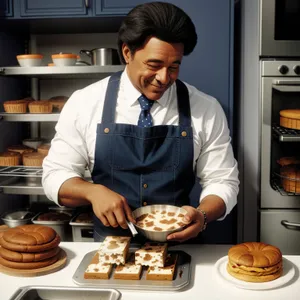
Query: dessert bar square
xmin=113 ymin=255 xmax=142 ymax=280
xmin=146 ymin=253 xmax=178 ymax=281
xmin=98 ymin=236 xmax=131 ymax=265
xmin=84 ymin=252 xmax=112 ymax=279
xmin=135 ymin=242 xmax=168 ymax=267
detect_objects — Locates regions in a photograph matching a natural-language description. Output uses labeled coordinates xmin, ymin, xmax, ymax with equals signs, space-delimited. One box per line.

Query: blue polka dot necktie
xmin=137 ymin=95 xmax=154 ymax=127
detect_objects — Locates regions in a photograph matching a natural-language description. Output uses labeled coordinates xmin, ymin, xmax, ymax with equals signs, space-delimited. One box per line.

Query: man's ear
xmin=122 ymin=43 xmax=132 ymax=64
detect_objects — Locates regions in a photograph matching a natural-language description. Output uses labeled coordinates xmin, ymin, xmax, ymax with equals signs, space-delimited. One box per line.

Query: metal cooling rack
xmin=0 ymin=166 xmax=43 ymax=177
xmin=271 ymin=176 xmax=300 ymax=196
xmin=272 ymin=124 xmax=300 ymax=142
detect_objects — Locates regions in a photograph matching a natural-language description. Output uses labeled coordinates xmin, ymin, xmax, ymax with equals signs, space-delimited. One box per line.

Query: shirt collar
xmin=121 ymin=67 xmax=172 ymax=108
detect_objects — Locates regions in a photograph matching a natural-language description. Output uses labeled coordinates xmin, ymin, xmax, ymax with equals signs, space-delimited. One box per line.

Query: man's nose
xmin=155 ymin=68 xmax=170 ymax=85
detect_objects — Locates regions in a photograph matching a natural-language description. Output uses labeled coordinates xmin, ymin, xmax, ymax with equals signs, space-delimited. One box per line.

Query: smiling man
xmin=42 ymin=2 xmax=239 ymax=243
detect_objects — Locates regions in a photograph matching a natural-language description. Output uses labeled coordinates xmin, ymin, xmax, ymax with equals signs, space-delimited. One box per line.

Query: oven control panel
xmin=262 ymin=61 xmax=300 ymax=76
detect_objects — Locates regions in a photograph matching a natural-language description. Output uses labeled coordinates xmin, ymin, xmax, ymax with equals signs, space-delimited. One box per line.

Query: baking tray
xmin=73 ymin=249 xmax=191 ymax=291
xmin=8 ymin=285 xmax=121 ymax=300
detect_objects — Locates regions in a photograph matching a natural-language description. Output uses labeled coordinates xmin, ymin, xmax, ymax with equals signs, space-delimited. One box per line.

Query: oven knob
xmin=278 ymin=65 xmax=289 ymax=75
xmin=293 ymin=65 xmax=300 ymax=75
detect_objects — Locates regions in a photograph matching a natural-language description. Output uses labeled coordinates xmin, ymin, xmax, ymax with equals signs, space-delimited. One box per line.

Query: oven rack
xmin=271 ymin=176 xmax=300 ymax=196
xmin=272 ymin=124 xmax=300 ymax=142
xmin=0 ymin=166 xmax=43 ymax=177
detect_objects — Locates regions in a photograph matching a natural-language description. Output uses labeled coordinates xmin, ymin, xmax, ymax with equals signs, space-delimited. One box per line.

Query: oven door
xmin=261 ymin=76 xmax=300 ymax=208
xmin=260 ymin=0 xmax=300 ymax=57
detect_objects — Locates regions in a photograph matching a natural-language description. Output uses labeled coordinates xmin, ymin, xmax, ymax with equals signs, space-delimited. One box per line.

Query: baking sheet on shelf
xmin=73 ymin=249 xmax=191 ymax=291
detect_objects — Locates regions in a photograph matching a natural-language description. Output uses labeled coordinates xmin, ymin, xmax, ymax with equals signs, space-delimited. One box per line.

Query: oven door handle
xmin=281 ymin=220 xmax=300 ymax=229
xmin=272 ymin=80 xmax=300 ymax=92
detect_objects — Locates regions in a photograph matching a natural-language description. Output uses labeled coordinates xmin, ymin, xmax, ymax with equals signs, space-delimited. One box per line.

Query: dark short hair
xmin=117 ymin=2 xmax=197 ymax=64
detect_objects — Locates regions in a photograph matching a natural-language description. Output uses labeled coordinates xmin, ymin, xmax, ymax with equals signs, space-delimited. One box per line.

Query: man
xmin=42 ymin=2 xmax=239 ymax=242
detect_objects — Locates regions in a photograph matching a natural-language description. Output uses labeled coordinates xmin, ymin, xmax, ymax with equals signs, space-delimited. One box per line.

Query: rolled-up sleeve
xmin=42 ymin=90 xmax=88 ymax=205
xmin=196 ymin=100 xmax=239 ymax=220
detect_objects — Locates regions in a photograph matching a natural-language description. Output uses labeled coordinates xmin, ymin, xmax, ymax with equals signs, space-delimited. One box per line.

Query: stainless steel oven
xmin=260 ymin=60 xmax=300 ymax=254
xmin=260 ymin=0 xmax=300 ymax=57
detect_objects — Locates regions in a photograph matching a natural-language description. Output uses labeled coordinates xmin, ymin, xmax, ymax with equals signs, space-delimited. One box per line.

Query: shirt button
xmin=143 ymin=201 xmax=147 ymax=206
xmin=104 ymin=128 xmax=110 ymax=133
xmin=143 ymin=183 xmax=148 ymax=189
xmin=181 ymin=131 xmax=187 ymax=137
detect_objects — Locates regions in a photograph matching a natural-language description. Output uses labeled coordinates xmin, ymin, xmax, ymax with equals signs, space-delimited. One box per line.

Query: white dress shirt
xmin=42 ymin=69 xmax=239 ymax=219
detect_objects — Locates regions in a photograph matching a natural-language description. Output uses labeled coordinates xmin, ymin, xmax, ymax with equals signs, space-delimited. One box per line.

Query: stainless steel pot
xmin=80 ymin=48 xmax=120 ymax=66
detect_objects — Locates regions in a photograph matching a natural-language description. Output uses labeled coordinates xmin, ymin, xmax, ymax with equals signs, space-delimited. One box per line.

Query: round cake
xmin=22 ymin=152 xmax=45 ymax=166
xmin=227 ymin=242 xmax=282 ymax=283
xmin=3 ymin=100 xmax=28 ymax=113
xmin=280 ymin=109 xmax=300 ymax=130
xmin=0 ymin=152 xmax=22 ymax=166
xmin=28 ymin=101 xmax=52 ymax=114
xmin=280 ymin=164 xmax=300 ymax=193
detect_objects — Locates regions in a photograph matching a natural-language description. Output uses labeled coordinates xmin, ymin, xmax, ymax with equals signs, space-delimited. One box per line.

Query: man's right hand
xmin=87 ymin=184 xmax=136 ymax=229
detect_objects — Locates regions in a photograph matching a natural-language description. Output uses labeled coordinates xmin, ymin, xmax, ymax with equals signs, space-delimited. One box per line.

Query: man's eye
xmin=147 ymin=64 xmax=160 ymax=69
xmin=169 ymin=66 xmax=179 ymax=72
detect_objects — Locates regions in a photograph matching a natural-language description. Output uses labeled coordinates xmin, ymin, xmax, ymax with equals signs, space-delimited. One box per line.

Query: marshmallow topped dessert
xmin=135 ymin=210 xmax=187 ymax=232
xmin=114 ymin=255 xmax=142 ymax=280
xmin=98 ymin=236 xmax=131 ymax=265
xmin=84 ymin=252 xmax=112 ymax=279
xmin=146 ymin=253 xmax=178 ymax=281
xmin=135 ymin=242 xmax=168 ymax=267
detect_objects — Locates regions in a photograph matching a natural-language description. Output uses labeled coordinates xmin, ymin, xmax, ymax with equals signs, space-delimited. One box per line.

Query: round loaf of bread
xmin=7 ymin=145 xmax=35 ymax=155
xmin=1 ymin=224 xmax=56 ymax=246
xmin=277 ymin=156 xmax=300 ymax=167
xmin=0 ymin=246 xmax=60 ymax=262
xmin=280 ymin=109 xmax=300 ymax=130
xmin=227 ymin=242 xmax=283 ymax=283
xmin=228 ymin=242 xmax=282 ymax=267
xmin=22 ymin=152 xmax=45 ymax=166
xmin=0 ymin=251 xmax=59 ymax=269
xmin=28 ymin=101 xmax=52 ymax=114
xmin=0 ymin=234 xmax=60 ymax=253
xmin=3 ymin=100 xmax=28 ymax=113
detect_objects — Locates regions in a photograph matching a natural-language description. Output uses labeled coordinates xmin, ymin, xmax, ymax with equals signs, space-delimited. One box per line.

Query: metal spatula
xmin=126 ymin=220 xmax=138 ymax=237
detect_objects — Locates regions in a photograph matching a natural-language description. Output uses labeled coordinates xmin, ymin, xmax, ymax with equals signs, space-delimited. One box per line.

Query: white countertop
xmin=1 ymin=242 xmax=299 ymax=300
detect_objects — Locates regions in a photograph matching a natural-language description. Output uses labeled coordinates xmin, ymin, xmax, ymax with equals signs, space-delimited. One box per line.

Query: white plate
xmin=214 ymin=256 xmax=295 ymax=290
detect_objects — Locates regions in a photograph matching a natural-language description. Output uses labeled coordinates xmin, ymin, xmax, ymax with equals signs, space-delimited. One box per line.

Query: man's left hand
xmin=166 ymin=205 xmax=204 ymax=242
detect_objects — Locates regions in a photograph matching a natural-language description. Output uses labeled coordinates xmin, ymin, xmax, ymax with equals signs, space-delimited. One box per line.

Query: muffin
xmin=28 ymin=101 xmax=52 ymax=114
xmin=0 ymin=152 xmax=22 ymax=166
xmin=48 ymin=96 xmax=68 ymax=112
xmin=3 ymin=100 xmax=28 ymax=113
xmin=277 ymin=156 xmax=300 ymax=166
xmin=37 ymin=143 xmax=51 ymax=156
xmin=22 ymin=152 xmax=45 ymax=166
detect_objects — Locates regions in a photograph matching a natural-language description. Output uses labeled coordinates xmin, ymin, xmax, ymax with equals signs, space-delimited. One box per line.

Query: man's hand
xmin=88 ymin=185 xmax=136 ymax=229
xmin=166 ymin=205 xmax=204 ymax=242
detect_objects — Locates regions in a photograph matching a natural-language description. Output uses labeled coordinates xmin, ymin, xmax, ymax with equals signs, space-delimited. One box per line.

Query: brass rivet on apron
xmin=181 ymin=131 xmax=187 ymax=137
xmin=143 ymin=201 xmax=147 ymax=206
xmin=104 ymin=128 xmax=110 ymax=134
xmin=143 ymin=183 xmax=148 ymax=189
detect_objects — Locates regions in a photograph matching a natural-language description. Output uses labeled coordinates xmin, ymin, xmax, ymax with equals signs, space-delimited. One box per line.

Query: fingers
xmin=167 ymin=222 xmax=200 ymax=242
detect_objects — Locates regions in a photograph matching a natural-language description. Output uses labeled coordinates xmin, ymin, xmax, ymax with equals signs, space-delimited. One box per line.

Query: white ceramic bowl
xmin=52 ymin=53 xmax=77 ymax=66
xmin=132 ymin=204 xmax=189 ymax=242
xmin=16 ymin=54 xmax=43 ymax=67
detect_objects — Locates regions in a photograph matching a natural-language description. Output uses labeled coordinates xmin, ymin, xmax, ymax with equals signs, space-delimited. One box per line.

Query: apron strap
xmin=101 ymin=71 xmax=122 ymax=123
xmin=176 ymin=79 xmax=191 ymax=127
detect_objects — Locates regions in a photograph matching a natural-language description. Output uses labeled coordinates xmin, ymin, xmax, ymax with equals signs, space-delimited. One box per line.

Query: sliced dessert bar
xmin=135 ymin=242 xmax=168 ymax=267
xmin=113 ymin=254 xmax=142 ymax=280
xmin=98 ymin=236 xmax=131 ymax=265
xmin=146 ymin=253 xmax=178 ymax=281
xmin=84 ymin=252 xmax=112 ymax=279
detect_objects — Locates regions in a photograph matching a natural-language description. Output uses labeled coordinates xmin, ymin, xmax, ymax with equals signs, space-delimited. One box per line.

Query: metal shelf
xmin=0 ymin=65 xmax=124 ymax=79
xmin=0 ymin=166 xmax=92 ymax=195
xmin=272 ymin=124 xmax=300 ymax=142
xmin=0 ymin=113 xmax=60 ymax=122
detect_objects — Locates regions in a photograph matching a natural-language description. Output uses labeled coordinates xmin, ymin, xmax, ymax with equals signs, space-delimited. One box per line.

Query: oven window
xmin=275 ymin=0 xmax=300 ymax=40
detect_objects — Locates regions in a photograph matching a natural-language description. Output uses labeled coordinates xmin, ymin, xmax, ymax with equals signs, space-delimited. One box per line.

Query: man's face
xmin=122 ymin=37 xmax=184 ymax=101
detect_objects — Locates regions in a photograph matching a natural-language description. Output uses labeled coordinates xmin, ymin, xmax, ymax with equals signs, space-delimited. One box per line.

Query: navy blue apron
xmin=91 ymin=71 xmax=195 ymax=242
